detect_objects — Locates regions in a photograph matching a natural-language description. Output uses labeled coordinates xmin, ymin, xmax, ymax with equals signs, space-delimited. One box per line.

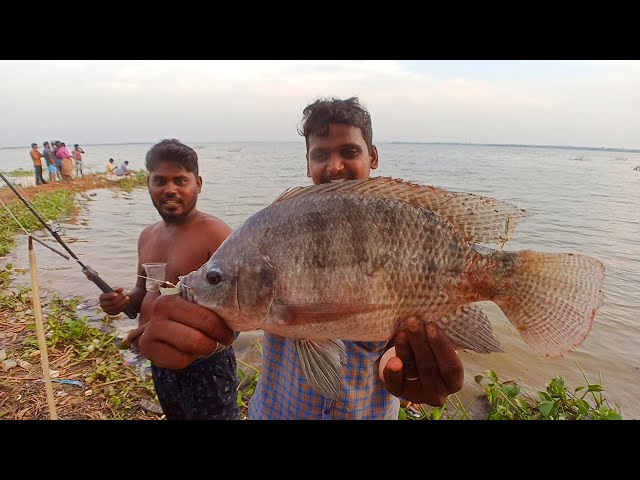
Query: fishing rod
xmin=0 ymin=171 xmax=137 ymax=319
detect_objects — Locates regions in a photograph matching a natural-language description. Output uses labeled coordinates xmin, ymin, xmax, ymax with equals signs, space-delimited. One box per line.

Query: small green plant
xmin=478 ymin=367 xmax=622 ymax=420
xmin=236 ymin=339 xmax=263 ymax=417
xmin=0 ymin=266 xmax=31 ymax=309
xmin=399 ymin=366 xmax=622 ymax=420
xmin=0 ymin=190 xmax=74 ymax=255
xmin=17 ymin=292 xmax=158 ymax=418
xmin=112 ymin=171 xmax=149 ymax=192
xmin=4 ymin=169 xmax=34 ymax=177
xmin=400 ymin=393 xmax=471 ymax=420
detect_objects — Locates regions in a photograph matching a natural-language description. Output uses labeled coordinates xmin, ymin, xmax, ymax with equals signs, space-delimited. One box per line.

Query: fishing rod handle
xmin=95 ymin=282 xmax=138 ymax=320
xmin=83 ymin=267 xmax=138 ymax=320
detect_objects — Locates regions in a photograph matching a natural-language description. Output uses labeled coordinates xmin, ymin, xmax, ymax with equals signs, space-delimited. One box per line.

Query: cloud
xmin=94 ymin=81 xmax=141 ymax=93
xmin=0 ymin=60 xmax=638 ymax=148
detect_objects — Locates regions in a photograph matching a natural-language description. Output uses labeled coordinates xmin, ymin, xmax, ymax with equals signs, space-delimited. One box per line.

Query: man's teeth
xmin=329 ymin=178 xmax=346 ymax=183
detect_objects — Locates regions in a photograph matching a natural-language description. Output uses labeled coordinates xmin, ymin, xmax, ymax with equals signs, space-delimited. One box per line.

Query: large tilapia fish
xmin=179 ymin=177 xmax=604 ymax=400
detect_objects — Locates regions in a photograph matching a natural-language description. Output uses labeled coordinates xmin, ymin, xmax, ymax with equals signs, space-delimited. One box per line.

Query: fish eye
xmin=206 ymin=268 xmax=223 ymax=286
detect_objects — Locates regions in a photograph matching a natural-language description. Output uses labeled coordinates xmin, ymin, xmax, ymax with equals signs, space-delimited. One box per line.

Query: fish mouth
xmin=177 ymin=273 xmax=195 ymax=302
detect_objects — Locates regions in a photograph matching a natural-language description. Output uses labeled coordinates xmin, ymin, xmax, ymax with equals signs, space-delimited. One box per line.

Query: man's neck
xmin=162 ymin=208 xmax=200 ymax=227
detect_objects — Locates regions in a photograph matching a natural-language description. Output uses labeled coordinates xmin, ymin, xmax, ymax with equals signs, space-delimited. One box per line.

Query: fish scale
xmin=180 ymin=177 xmax=604 ymax=400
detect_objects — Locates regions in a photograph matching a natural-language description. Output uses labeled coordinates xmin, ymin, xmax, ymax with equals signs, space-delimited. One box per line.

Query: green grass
xmin=3 ymin=168 xmax=34 ymax=177
xmin=0 ymin=190 xmax=75 ymax=256
xmin=18 ymin=293 xmax=158 ymax=418
xmin=112 ymin=171 xmax=149 ymax=192
xmin=236 ymin=340 xmax=263 ymax=418
xmin=1 ymin=262 xmax=159 ymax=419
xmin=0 ymin=172 xmax=150 ymax=256
xmin=399 ymin=369 xmax=622 ymax=420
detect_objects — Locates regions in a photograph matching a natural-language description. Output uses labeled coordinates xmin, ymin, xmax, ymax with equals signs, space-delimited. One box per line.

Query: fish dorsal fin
xmin=272 ymin=177 xmax=529 ymax=246
xmin=295 ymin=339 xmax=347 ymax=402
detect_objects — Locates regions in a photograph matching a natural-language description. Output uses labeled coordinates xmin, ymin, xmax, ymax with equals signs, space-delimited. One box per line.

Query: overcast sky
xmin=2 ymin=60 xmax=639 ymax=149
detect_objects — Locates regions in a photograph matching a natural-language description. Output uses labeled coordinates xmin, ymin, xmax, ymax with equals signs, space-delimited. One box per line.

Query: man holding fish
xmin=137 ymin=97 xmax=466 ymax=419
xmin=98 ymin=139 xmax=240 ymax=420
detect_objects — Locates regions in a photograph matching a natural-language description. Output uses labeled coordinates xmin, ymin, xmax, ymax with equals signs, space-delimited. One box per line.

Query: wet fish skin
xmin=180 ymin=177 xmax=604 ymax=399
xmin=185 ymin=191 xmax=476 ymax=337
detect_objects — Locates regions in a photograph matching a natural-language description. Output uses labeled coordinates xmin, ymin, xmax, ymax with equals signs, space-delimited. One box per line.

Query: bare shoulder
xmin=194 ymin=211 xmax=233 ymax=235
xmin=192 ymin=212 xmax=232 ymax=252
xmin=138 ymin=221 xmax=163 ymax=243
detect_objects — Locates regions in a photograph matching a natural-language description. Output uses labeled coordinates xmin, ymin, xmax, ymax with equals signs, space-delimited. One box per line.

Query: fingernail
xmin=405 ymin=316 xmax=420 ymax=331
xmin=427 ymin=323 xmax=437 ymax=339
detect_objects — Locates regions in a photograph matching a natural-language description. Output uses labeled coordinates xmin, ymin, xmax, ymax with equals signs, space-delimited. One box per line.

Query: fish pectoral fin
xmin=437 ymin=304 xmax=503 ymax=354
xmin=295 ymin=339 xmax=347 ymax=401
xmin=274 ymin=302 xmax=387 ymax=325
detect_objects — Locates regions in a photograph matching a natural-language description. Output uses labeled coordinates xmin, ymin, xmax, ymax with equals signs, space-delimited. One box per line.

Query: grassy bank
xmin=0 ymin=172 xmax=149 ymax=255
xmin=0 ymin=190 xmax=75 ymax=256
xmin=106 ymin=171 xmax=149 ymax=192
xmin=0 ymin=264 xmax=162 ymax=419
xmin=400 ymin=368 xmax=622 ymax=420
xmin=3 ymin=169 xmax=34 ymax=177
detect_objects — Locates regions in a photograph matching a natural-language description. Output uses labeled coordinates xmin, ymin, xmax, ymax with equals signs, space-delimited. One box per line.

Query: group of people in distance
xmin=106 ymin=158 xmax=133 ymax=177
xmin=29 ymin=141 xmax=84 ymax=184
xmin=29 ymin=142 xmax=134 ymax=185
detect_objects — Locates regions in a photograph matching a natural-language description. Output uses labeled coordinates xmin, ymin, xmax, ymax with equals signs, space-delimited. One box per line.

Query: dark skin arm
xmin=380 ymin=317 xmax=465 ymax=407
xmin=98 ymin=286 xmax=144 ymax=315
xmin=98 ymin=232 xmax=149 ymax=318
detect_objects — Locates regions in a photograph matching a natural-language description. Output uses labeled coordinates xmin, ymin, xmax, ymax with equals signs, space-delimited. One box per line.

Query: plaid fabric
xmin=248 ymin=333 xmax=400 ymax=419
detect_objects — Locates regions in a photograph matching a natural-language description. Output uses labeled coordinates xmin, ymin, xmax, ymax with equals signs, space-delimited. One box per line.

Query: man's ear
xmin=306 ymin=156 xmax=311 ymax=177
xmin=197 ymin=175 xmax=203 ymax=194
xmin=370 ymin=145 xmax=379 ymax=170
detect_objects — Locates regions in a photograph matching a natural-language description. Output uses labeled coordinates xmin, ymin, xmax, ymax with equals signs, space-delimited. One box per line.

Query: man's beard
xmin=153 ymin=198 xmax=196 ymax=224
xmin=159 ymin=212 xmax=186 ymax=223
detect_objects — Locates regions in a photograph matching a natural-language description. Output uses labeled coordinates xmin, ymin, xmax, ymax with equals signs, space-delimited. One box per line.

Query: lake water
xmin=1 ymin=142 xmax=639 ymax=418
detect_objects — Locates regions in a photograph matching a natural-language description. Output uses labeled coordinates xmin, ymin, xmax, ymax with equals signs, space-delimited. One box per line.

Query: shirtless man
xmin=98 ymin=139 xmax=239 ymax=420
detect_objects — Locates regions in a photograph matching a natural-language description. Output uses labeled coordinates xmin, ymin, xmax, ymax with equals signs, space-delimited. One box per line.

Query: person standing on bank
xmin=72 ymin=144 xmax=85 ymax=177
xmin=98 ymin=139 xmax=239 ymax=420
xmin=30 ymin=143 xmax=47 ymax=186
xmin=42 ymin=141 xmax=60 ymax=182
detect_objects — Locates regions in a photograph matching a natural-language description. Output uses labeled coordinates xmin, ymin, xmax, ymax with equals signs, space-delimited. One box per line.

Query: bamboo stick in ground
xmin=28 ymin=236 xmax=58 ymax=420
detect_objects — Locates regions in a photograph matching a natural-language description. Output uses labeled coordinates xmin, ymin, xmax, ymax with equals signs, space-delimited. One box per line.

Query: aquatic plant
xmin=111 ymin=171 xmax=149 ymax=192
xmin=17 ymin=294 xmax=159 ymax=419
xmin=236 ymin=339 xmax=263 ymax=419
xmin=0 ymin=190 xmax=74 ymax=256
xmin=3 ymin=169 xmax=34 ymax=177
xmin=399 ymin=368 xmax=622 ymax=420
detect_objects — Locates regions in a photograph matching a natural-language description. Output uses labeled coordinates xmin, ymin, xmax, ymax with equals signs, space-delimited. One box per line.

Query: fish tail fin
xmin=489 ymin=250 xmax=604 ymax=357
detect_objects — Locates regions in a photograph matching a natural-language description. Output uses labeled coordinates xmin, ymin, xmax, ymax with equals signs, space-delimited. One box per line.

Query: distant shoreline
xmin=1 ymin=141 xmax=639 ymax=153
xmin=386 ymin=142 xmax=640 ymax=153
